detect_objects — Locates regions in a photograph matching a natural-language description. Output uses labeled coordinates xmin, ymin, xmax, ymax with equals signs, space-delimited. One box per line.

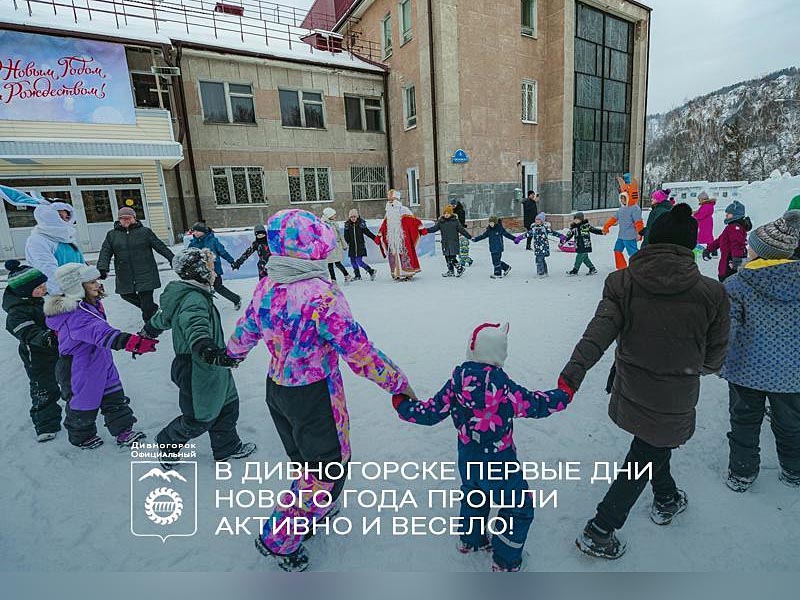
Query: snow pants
xmin=444 ymin=254 xmax=461 ymax=273
xmin=490 ymin=252 xmax=510 ymax=277
xmin=458 ymin=446 xmax=534 ymax=570
xmin=63 ymin=389 xmax=136 ymax=446
xmin=593 ymin=436 xmax=678 ymax=532
xmin=19 ymin=345 xmax=62 ymax=435
xmin=213 ymin=274 xmax=241 ymax=307
xmin=535 ymin=254 xmax=548 ymax=276
xmin=260 ymin=376 xmax=346 ymax=555
xmin=573 ymin=253 xmax=595 ymax=272
xmin=728 ymin=383 xmax=800 ymax=478
xmin=349 ymin=256 xmax=375 ymax=278
xmin=156 ymin=354 xmax=242 ymax=461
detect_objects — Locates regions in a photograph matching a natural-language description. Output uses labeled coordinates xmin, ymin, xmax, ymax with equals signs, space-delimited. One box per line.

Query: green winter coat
xmin=148 ymin=280 xmax=237 ymax=421
xmin=641 ymin=202 xmax=673 ymax=246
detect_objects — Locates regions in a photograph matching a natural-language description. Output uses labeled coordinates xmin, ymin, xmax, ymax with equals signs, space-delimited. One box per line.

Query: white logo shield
xmin=131 ymin=461 xmax=197 ymax=542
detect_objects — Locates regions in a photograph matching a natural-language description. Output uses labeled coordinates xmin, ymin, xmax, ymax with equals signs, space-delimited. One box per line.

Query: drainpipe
xmin=426 ymin=0 xmax=442 ymax=216
xmin=383 ymin=69 xmax=394 ymax=189
xmin=167 ymin=43 xmax=203 ymax=223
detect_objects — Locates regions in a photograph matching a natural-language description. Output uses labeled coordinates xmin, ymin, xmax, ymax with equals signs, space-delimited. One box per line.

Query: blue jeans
xmin=614 ymin=238 xmax=639 ymax=257
xmin=457 ymin=445 xmax=534 ymax=570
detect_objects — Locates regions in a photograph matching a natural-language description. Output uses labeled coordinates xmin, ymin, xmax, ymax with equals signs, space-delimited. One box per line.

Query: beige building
xmin=311 ymin=0 xmax=651 ymax=224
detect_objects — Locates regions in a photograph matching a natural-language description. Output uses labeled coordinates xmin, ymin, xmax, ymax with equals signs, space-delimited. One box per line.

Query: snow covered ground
xmin=1 ymin=217 xmax=799 ymax=572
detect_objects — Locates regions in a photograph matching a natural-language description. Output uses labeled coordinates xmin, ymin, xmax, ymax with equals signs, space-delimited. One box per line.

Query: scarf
xmin=268 ymin=255 xmax=330 ymax=284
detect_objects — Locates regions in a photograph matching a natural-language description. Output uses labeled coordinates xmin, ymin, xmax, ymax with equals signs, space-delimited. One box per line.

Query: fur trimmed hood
xmin=43 ymin=294 xmax=81 ymax=317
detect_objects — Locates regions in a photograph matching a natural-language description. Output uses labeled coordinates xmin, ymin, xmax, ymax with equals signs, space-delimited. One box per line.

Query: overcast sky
xmin=287 ymin=0 xmax=798 ymax=115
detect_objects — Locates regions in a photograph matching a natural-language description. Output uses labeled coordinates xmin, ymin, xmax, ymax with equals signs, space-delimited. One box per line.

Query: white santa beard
xmin=386 ymin=207 xmax=405 ymax=253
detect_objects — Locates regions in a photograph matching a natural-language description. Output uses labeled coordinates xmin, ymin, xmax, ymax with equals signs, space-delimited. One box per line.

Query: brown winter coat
xmin=560 ymin=244 xmax=730 ymax=448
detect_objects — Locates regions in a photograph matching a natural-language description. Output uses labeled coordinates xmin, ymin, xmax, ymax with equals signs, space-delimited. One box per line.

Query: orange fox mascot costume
xmin=602 ymin=174 xmax=643 ymax=270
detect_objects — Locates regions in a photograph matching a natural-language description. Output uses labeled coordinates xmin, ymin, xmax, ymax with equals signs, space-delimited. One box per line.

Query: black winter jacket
xmin=233 ymin=239 xmax=271 ymax=278
xmin=343 ymin=218 xmax=377 ymax=257
xmin=426 ymin=215 xmax=471 ymax=256
xmin=2 ymin=288 xmax=59 ymax=371
xmin=564 ymin=219 xmax=604 ymax=253
xmin=96 ymin=221 xmax=174 ymax=295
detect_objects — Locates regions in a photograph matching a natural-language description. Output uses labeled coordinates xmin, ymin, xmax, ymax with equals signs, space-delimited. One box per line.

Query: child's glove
xmin=98 ymin=270 xmax=109 ymax=280
xmin=138 ymin=323 xmax=161 ymax=340
xmin=557 ymin=375 xmax=576 ymax=403
xmin=373 ymin=235 xmax=382 ymax=246
xmin=194 ymin=338 xmax=239 ymax=368
xmin=113 ymin=333 xmax=158 ymax=355
xmin=514 ymin=234 xmax=525 ymax=244
xmin=391 ymin=393 xmax=409 ymax=410
xmin=702 ymin=249 xmax=712 ymax=261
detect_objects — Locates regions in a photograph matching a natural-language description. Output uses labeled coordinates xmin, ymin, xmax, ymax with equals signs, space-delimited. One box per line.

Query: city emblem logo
xmin=131 ymin=461 xmax=197 ymax=541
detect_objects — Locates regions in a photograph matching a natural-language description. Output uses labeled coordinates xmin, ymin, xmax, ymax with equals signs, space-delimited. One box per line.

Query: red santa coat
xmin=376 ymin=213 xmax=427 ymax=277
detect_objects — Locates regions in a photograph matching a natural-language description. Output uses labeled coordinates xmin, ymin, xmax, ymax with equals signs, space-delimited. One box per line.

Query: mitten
xmin=98 ymin=270 xmax=109 ymax=280
xmin=392 ymin=393 xmax=410 ymax=410
xmin=194 ymin=338 xmax=239 ymax=368
xmin=702 ymin=249 xmax=712 ymax=261
xmin=557 ymin=375 xmax=576 ymax=403
xmin=113 ymin=333 xmax=158 ymax=355
xmin=139 ymin=322 xmax=161 ymax=340
xmin=419 ymin=228 xmax=429 ymax=236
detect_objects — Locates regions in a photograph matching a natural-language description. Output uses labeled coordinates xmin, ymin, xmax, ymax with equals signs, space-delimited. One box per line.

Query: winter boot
xmin=442 ymin=270 xmax=455 ymax=277
xmin=255 ymin=536 xmax=309 ymax=572
xmin=649 ymin=489 xmax=688 ymax=525
xmin=457 ymin=536 xmax=491 ymax=554
xmin=726 ymin=470 xmax=757 ymax=493
xmin=78 ymin=434 xmax=104 ymax=450
xmin=352 ymin=272 xmax=362 ymax=281
xmin=567 ymin=269 xmax=579 ymax=276
xmin=37 ymin=432 xmax=58 ymax=443
xmin=116 ymin=430 xmax=146 ymax=447
xmin=369 ymin=269 xmax=377 ymax=281
xmin=587 ymin=267 xmax=598 ymax=276
xmin=502 ymin=265 xmax=512 ymax=277
xmin=456 ymin=265 xmax=465 ymax=277
xmin=491 ymin=551 xmax=529 ymax=572
xmin=344 ymin=274 xmax=353 ymax=283
xmin=779 ymin=469 xmax=800 ymax=488
xmin=218 ymin=441 xmax=257 ymax=462
xmin=575 ymin=520 xmax=626 ymax=560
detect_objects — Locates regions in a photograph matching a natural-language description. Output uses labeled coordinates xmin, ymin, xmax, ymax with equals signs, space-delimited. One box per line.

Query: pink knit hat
xmin=267 ymin=209 xmax=337 ymax=260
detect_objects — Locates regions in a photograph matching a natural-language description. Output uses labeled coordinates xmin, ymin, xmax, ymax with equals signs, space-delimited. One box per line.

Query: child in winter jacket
xmin=703 ymin=200 xmax=752 ymax=281
xmin=425 ymin=204 xmax=472 ymax=277
xmin=144 ymin=248 xmax=256 ymax=467
xmin=471 ymin=216 xmax=520 ymax=278
xmin=721 ymin=210 xmax=800 ymax=491
xmin=564 ymin=212 xmax=605 ymax=275
xmin=44 ymin=263 xmax=156 ymax=449
xmin=392 ymin=322 xmax=572 ymax=571
xmin=3 ymin=260 xmax=62 ymax=441
xmin=232 ymin=224 xmax=271 ymax=279
xmin=343 ymin=209 xmax=378 ymax=280
xmin=189 ymin=222 xmax=242 ymax=309
xmin=693 ymin=192 xmax=716 ymax=255
xmin=517 ymin=213 xmax=562 ymax=277
xmin=321 ymin=207 xmax=353 ymax=283
xmin=226 ymin=209 xmax=410 ymax=572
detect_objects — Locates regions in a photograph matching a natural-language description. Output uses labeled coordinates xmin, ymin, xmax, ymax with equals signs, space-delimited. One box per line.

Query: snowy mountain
xmin=137 ymin=468 xmax=187 ymax=484
xmin=645 ymin=67 xmax=800 ymax=191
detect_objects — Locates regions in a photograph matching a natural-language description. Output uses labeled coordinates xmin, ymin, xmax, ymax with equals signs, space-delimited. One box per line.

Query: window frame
xmin=399 ymin=0 xmax=413 ymax=45
xmin=521 ymin=79 xmax=538 ymax=124
xmin=344 ymin=95 xmax=385 ymax=133
xmin=350 ymin=165 xmax=389 ymax=201
xmin=382 ymin=13 xmax=393 ymax=58
xmin=130 ymin=71 xmax=171 ymax=110
xmin=406 ymin=167 xmax=420 ymax=206
xmin=286 ymin=166 xmax=334 ymax=203
xmin=210 ymin=166 xmax=267 ymax=207
xmin=278 ymin=88 xmax=327 ymax=129
xmin=403 ymin=84 xmax=417 ymax=130
xmin=521 ymin=0 xmax=538 ymax=38
xmin=199 ymin=80 xmax=256 ymax=125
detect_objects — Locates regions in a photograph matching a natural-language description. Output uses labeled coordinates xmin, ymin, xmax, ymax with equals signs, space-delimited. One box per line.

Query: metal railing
xmin=11 ymin=0 xmax=383 ymax=62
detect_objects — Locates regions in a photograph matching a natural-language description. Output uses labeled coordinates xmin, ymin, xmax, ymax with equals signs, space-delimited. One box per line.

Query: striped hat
xmin=4 ymin=260 xmax=47 ymax=297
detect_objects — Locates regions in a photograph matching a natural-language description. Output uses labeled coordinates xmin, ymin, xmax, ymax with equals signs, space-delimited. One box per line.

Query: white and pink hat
xmin=466 ymin=322 xmax=509 ymax=368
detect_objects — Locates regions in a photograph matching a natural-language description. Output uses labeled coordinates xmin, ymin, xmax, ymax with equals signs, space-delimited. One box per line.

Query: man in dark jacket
xmin=559 ymin=203 xmax=730 ymax=559
xmin=521 ymin=191 xmax=539 ymax=250
xmin=97 ymin=207 xmax=174 ymax=322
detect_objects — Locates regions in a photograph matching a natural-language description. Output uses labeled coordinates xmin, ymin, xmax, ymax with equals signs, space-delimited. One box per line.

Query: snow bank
xmin=735 ymin=172 xmax=800 ymax=228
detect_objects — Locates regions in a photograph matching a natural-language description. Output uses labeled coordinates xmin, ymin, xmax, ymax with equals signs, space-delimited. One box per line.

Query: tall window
xmin=131 ymin=72 xmax=171 ymax=110
xmin=351 ymin=166 xmax=388 ymax=200
xmin=279 ymin=89 xmax=325 ymax=128
xmin=199 ymin=82 xmax=255 ymax=124
xmin=211 ymin=167 xmax=266 ymax=205
xmin=345 ymin=96 xmax=383 ymax=132
xmin=403 ymin=85 xmax=417 ymax=129
xmin=406 ymin=167 xmax=420 ymax=206
xmin=522 ymin=80 xmax=538 ymax=123
xmin=382 ymin=14 xmax=393 ymax=58
xmin=572 ymin=2 xmax=633 ymax=210
xmin=400 ymin=0 xmax=413 ymax=44
xmin=287 ymin=167 xmax=332 ymax=203
xmin=521 ymin=0 xmax=537 ymax=37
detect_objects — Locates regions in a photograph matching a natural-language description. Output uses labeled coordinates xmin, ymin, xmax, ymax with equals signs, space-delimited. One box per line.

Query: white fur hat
xmin=54 ymin=263 xmax=101 ymax=299
xmin=322 ymin=207 xmax=336 ymax=220
xmin=466 ymin=322 xmax=509 ymax=368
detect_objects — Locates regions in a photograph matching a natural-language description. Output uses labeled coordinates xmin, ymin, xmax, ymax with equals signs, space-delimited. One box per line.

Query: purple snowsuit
xmin=45 ymin=296 xmax=124 ymax=410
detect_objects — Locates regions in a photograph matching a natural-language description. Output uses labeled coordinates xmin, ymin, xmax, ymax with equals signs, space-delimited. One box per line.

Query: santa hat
xmin=466 ymin=322 xmax=509 ymax=368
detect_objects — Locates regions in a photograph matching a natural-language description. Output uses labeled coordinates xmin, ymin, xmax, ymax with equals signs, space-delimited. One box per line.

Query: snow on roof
xmin=0 ymin=0 xmax=384 ymax=73
xmin=665 ymin=180 xmax=749 ymax=189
